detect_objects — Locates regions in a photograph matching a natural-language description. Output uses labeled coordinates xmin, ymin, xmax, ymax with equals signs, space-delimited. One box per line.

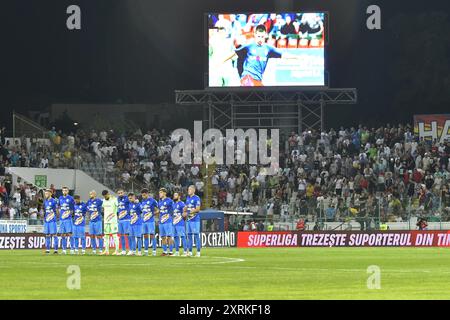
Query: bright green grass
xmin=1 ymin=248 xmax=450 ymax=299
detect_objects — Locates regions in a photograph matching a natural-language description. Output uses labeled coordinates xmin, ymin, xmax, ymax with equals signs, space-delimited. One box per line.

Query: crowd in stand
xmin=1 ymin=123 xmax=450 ymax=229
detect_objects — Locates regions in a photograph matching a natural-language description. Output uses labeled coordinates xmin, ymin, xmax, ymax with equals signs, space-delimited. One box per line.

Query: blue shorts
xmin=89 ymin=220 xmax=103 ymax=236
xmin=59 ymin=220 xmax=73 ymax=234
xmin=142 ymin=222 xmax=155 ymax=235
xmin=73 ymin=225 xmax=86 ymax=238
xmin=44 ymin=221 xmax=57 ymax=235
xmin=187 ymin=221 xmax=200 ymax=234
xmin=173 ymin=224 xmax=186 ymax=237
xmin=119 ymin=220 xmax=130 ymax=235
xmin=159 ymin=223 xmax=174 ymax=237
xmin=129 ymin=224 xmax=143 ymax=237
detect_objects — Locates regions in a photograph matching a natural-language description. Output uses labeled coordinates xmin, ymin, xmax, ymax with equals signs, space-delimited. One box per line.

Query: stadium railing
xmin=223 ymin=194 xmax=450 ymax=232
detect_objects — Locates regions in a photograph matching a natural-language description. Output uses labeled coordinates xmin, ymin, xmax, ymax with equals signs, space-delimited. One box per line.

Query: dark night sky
xmin=3 ymin=0 xmax=450 ymax=131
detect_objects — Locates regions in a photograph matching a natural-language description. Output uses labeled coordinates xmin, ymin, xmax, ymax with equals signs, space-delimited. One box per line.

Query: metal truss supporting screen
xmin=175 ymin=88 xmax=357 ymax=133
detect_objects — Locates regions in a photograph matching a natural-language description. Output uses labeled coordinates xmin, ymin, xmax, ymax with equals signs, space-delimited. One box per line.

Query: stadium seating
xmin=1 ymin=124 xmax=449 ymax=229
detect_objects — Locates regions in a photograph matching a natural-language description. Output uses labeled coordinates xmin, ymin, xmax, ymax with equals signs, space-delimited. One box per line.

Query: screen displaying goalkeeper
xmin=101 ymin=190 xmax=120 ymax=255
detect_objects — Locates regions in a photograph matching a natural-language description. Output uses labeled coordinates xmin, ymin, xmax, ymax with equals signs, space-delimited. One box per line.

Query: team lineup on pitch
xmin=41 ymin=185 xmax=202 ymax=257
xmin=2 ymin=248 xmax=450 ymax=299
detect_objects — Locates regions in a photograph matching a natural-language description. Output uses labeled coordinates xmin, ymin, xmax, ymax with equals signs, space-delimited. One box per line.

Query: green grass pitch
xmin=1 ymin=248 xmax=450 ymax=299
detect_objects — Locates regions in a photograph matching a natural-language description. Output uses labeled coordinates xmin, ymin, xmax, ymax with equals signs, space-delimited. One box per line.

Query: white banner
xmin=0 ymin=220 xmax=28 ymax=233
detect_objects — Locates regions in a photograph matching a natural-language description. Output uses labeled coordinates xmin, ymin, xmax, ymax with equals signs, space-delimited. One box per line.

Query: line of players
xmin=42 ymin=185 xmax=202 ymax=257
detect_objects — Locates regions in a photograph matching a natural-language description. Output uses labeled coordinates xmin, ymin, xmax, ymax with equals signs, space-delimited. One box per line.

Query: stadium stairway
xmin=10 ymin=112 xmax=117 ymax=198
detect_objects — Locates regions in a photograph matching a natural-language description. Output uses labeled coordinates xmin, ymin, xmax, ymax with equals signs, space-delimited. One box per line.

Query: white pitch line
xmin=161 ymin=256 xmax=246 ymax=265
xmin=207 ymin=256 xmax=246 ymax=264
xmin=1 ymin=256 xmax=246 ymax=268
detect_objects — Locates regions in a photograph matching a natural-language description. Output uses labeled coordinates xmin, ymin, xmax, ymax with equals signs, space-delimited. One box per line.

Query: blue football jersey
xmin=129 ymin=201 xmax=142 ymax=225
xmin=140 ymin=197 xmax=158 ymax=223
xmin=44 ymin=198 xmax=58 ymax=223
xmin=235 ymin=43 xmax=283 ymax=81
xmin=73 ymin=202 xmax=87 ymax=227
xmin=86 ymin=198 xmax=103 ymax=222
xmin=158 ymin=198 xmax=174 ymax=225
xmin=186 ymin=195 xmax=201 ymax=222
xmin=58 ymin=195 xmax=75 ymax=221
xmin=172 ymin=201 xmax=186 ymax=226
xmin=117 ymin=196 xmax=130 ymax=220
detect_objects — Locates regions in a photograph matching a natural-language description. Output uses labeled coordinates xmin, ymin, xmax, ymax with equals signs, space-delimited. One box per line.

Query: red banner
xmin=237 ymin=231 xmax=450 ymax=248
xmin=237 ymin=232 xmax=299 ymax=247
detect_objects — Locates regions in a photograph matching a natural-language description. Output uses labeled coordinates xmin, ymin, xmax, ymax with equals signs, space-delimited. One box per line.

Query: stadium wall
xmin=0 ymin=231 xmax=236 ymax=250
xmin=3 ymin=231 xmax=450 ymax=249
xmin=7 ymin=167 xmax=114 ymax=201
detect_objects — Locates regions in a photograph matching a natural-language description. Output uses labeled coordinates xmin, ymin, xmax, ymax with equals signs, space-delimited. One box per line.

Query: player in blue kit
xmin=43 ymin=189 xmax=58 ymax=254
xmin=158 ymin=188 xmax=174 ymax=256
xmin=223 ymin=24 xmax=301 ymax=86
xmin=72 ymin=195 xmax=87 ymax=255
xmin=86 ymin=190 xmax=103 ymax=255
xmin=140 ymin=189 xmax=159 ymax=256
xmin=127 ymin=193 xmax=143 ymax=256
xmin=117 ymin=189 xmax=131 ymax=255
xmin=172 ymin=192 xmax=187 ymax=256
xmin=58 ymin=187 xmax=75 ymax=255
xmin=185 ymin=185 xmax=202 ymax=257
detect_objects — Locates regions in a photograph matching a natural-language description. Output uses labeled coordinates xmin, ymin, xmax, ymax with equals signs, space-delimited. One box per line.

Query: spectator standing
xmin=9 ymin=206 xmax=16 ymax=220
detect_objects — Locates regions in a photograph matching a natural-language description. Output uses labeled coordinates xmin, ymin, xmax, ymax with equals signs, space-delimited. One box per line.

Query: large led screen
xmin=208 ymin=13 xmax=326 ymax=87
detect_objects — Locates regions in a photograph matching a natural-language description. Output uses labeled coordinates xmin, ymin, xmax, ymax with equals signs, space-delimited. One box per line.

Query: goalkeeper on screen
xmin=101 ymin=190 xmax=120 ymax=255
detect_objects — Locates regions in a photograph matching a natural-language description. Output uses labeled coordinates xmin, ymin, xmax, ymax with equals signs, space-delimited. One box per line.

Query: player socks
xmin=81 ymin=238 xmax=86 ymax=250
xmin=194 ymin=234 xmax=201 ymax=252
xmin=113 ymin=234 xmax=120 ymax=252
xmin=73 ymin=237 xmax=78 ymax=251
xmin=120 ymin=235 xmax=127 ymax=251
xmin=61 ymin=237 xmax=67 ymax=250
xmin=103 ymin=235 xmax=109 ymax=252
xmin=45 ymin=236 xmax=51 ymax=251
xmin=137 ymin=237 xmax=142 ymax=252
xmin=152 ymin=237 xmax=157 ymax=252
xmin=188 ymin=234 xmax=193 ymax=252
xmin=70 ymin=236 xmax=75 ymax=250
xmin=144 ymin=236 xmax=149 ymax=251
xmin=130 ymin=236 xmax=136 ymax=251
xmin=91 ymin=237 xmax=97 ymax=251
xmin=182 ymin=236 xmax=187 ymax=252
xmin=53 ymin=236 xmax=59 ymax=251
xmin=128 ymin=235 xmax=133 ymax=251
xmin=174 ymin=236 xmax=180 ymax=252
xmin=99 ymin=237 xmax=104 ymax=251
xmin=162 ymin=243 xmax=167 ymax=253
